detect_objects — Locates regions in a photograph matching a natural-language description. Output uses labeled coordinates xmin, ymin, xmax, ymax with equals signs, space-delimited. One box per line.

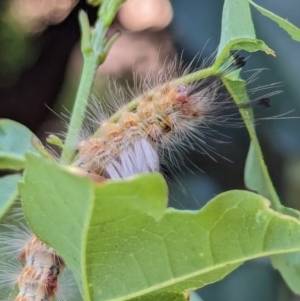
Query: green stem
xmin=62 ymin=56 xmax=100 ymax=162
xmin=222 ymin=79 xmax=282 ymax=211
xmin=61 ymin=2 xmax=123 ymax=163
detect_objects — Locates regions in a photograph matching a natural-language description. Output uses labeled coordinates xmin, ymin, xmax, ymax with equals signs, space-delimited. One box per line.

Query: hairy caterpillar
xmin=72 ymin=53 xmax=275 ymax=180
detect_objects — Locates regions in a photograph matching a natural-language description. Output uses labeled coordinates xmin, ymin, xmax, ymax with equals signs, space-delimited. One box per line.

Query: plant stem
xmin=222 ymin=78 xmax=283 ymax=212
xmin=62 ymin=56 xmax=100 ymax=163
xmin=61 ymin=1 xmax=125 ymax=163
xmin=61 ymin=12 xmax=105 ymax=163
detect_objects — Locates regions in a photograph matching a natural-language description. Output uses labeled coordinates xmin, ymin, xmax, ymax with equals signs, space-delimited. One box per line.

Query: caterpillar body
xmin=74 ymin=53 xmax=270 ymax=180
xmin=16 ymin=236 xmax=64 ymax=301
xmin=0 ymin=209 xmax=71 ymax=301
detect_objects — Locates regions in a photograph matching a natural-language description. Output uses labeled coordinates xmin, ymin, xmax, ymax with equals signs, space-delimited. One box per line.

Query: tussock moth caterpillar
xmin=71 ymin=53 xmax=277 ymax=179
xmin=0 ymin=207 xmax=80 ymax=301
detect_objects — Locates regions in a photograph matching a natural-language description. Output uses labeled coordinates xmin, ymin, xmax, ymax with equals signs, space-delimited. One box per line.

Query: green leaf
xmin=245 ymin=139 xmax=300 ymax=217
xmin=230 ymin=39 xmax=275 ymax=55
xmin=0 ymin=174 xmax=21 ymax=220
xmin=271 ymin=253 xmax=300 ymax=294
xmin=245 ymin=142 xmax=298 ymax=218
xmin=20 ymin=154 xmax=300 ymax=301
xmin=244 ymin=142 xmax=281 ymax=210
xmin=250 ymin=0 xmax=300 ymax=42
xmin=0 ymin=119 xmax=39 ymax=170
xmin=219 ymin=0 xmax=256 ymax=49
xmin=216 ymin=0 xmax=274 ymax=71
xmin=46 ymin=134 xmax=65 ymax=150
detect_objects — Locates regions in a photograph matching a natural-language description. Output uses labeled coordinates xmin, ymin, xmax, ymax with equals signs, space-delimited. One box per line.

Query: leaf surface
xmin=216 ymin=0 xmax=274 ymax=66
xmin=20 ymin=154 xmax=300 ymax=301
xmin=0 ymin=174 xmax=22 ymax=220
xmin=0 ymin=119 xmax=38 ymax=170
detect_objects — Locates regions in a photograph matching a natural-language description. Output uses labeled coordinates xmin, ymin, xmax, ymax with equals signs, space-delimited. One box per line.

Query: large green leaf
xmin=249 ymin=1 xmax=300 ymax=42
xmin=0 ymin=119 xmax=39 ymax=170
xmin=0 ymin=174 xmax=22 ymax=220
xmin=20 ymin=154 xmax=300 ymax=301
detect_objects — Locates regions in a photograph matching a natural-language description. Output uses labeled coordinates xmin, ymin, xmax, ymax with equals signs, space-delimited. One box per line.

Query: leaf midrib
xmin=100 ymin=247 xmax=300 ymax=301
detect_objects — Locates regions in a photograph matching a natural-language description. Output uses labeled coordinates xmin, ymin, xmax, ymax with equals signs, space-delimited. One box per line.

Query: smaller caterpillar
xmin=16 ymin=236 xmax=64 ymax=301
xmin=0 ymin=208 xmax=75 ymax=301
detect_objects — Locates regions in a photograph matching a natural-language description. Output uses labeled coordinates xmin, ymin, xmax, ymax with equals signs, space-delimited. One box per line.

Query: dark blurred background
xmin=1 ymin=0 xmax=300 ymax=300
